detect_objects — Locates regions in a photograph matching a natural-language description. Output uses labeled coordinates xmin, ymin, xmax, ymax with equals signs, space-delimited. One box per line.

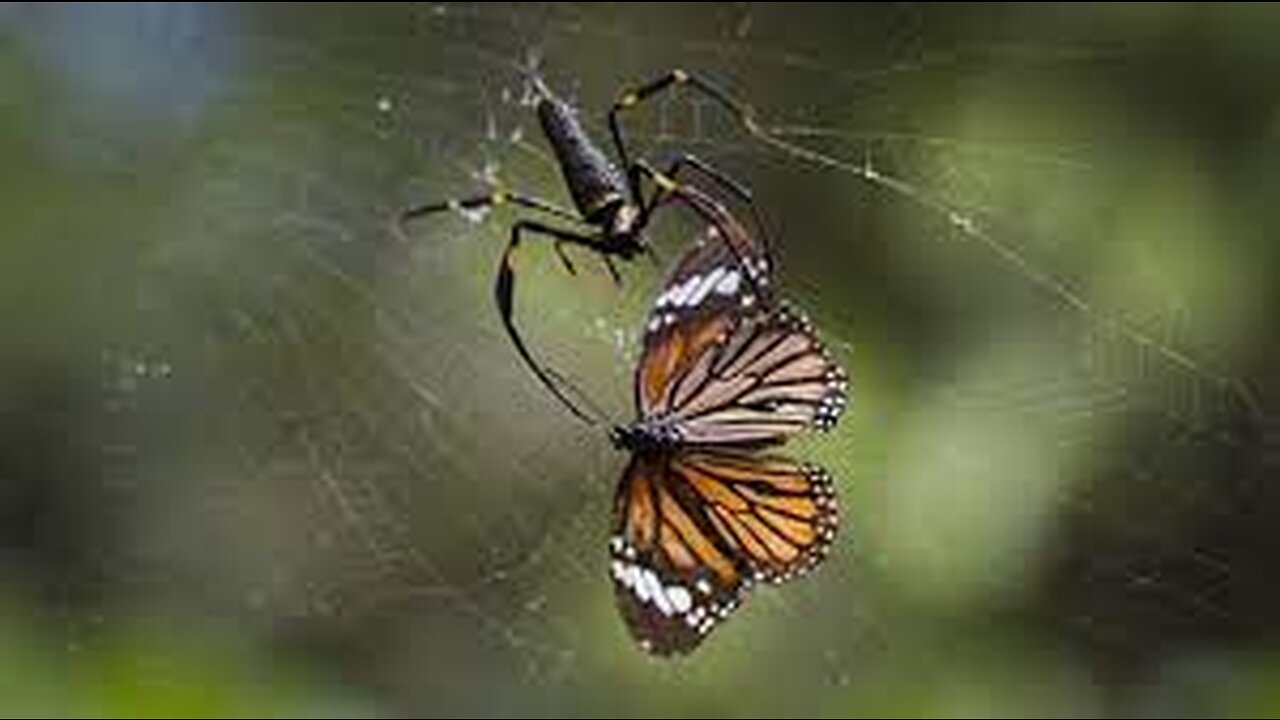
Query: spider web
xmin=14 ymin=3 xmax=1280 ymax=715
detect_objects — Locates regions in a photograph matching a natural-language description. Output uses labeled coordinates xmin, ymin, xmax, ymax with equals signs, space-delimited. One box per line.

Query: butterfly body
xmin=609 ymin=191 xmax=849 ymax=656
xmin=610 ymin=421 xmax=682 ymax=455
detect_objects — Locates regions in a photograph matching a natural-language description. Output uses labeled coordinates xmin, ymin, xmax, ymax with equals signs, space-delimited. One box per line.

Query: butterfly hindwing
xmin=672 ymin=450 xmax=838 ymax=582
xmin=611 ymin=450 xmax=838 ymax=656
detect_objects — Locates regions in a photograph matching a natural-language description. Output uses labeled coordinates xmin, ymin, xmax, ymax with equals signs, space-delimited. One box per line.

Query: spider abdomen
xmin=535 ymin=92 xmax=629 ymax=222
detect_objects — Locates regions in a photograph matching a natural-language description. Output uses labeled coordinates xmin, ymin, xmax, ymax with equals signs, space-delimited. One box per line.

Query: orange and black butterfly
xmin=609 ymin=186 xmax=848 ymax=655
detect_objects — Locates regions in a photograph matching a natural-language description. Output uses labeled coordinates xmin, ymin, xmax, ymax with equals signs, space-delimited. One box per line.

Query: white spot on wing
xmin=685 ymin=266 xmax=726 ymax=307
xmin=643 ymin=570 xmax=673 ymax=616
xmin=623 ymin=564 xmax=642 ymax=594
xmin=714 ymin=269 xmax=741 ymax=296
xmin=653 ymin=286 xmax=673 ymax=308
xmin=669 ymin=274 xmax=701 ymax=307
xmin=667 ymin=585 xmax=693 ymax=614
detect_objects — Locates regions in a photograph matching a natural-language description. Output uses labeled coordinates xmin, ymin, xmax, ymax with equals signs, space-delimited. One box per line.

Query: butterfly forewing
xmin=664 ymin=304 xmax=847 ymax=444
xmin=635 ymin=204 xmax=846 ymax=444
xmin=611 ymin=450 xmax=838 ymax=655
xmin=636 ymin=216 xmax=771 ymax=419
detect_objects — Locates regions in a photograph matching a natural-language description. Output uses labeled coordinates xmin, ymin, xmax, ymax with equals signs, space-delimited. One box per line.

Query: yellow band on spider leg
xmin=650 ymin=172 xmax=677 ymax=192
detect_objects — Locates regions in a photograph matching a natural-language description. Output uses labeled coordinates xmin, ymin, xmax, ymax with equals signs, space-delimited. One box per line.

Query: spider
xmin=395 ymin=70 xmax=773 ymax=423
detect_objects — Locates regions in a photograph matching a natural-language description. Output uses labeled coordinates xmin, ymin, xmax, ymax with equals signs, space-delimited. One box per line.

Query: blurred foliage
xmin=2 ymin=3 xmax=1280 ymax=716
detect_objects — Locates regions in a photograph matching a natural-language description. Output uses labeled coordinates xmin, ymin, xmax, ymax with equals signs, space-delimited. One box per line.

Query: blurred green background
xmin=3 ymin=3 xmax=1280 ymax=716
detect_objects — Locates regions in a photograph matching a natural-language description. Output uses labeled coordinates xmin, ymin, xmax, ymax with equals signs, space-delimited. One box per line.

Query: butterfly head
xmin=610 ymin=421 xmax=681 ymax=454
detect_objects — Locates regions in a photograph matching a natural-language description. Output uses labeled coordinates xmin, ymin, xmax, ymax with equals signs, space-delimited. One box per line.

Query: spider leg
xmin=553 ymin=241 xmax=578 ymax=275
xmin=664 ymin=154 xmax=752 ymax=203
xmin=659 ymin=153 xmax=775 ymax=273
xmin=645 ymin=243 xmax=662 ymax=268
xmin=602 ymin=255 xmax=623 ymax=286
xmin=496 ymin=219 xmax=612 ymax=425
xmin=610 ymin=70 xmax=777 ymax=272
xmin=609 ymin=69 xmax=761 ymax=203
xmin=393 ymin=190 xmax=584 ymax=241
xmin=630 ymin=169 xmax=771 ymax=300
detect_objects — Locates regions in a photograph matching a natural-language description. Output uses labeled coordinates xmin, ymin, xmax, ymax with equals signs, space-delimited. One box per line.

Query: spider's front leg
xmin=495 ymin=220 xmax=611 ymax=424
xmin=609 ymin=69 xmax=762 ymax=202
xmin=394 ymin=189 xmax=585 ymax=241
xmin=657 ymin=153 xmax=774 ymax=270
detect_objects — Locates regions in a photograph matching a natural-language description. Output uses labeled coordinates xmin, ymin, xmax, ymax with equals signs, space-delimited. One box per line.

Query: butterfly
xmin=608 ymin=185 xmax=848 ymax=656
